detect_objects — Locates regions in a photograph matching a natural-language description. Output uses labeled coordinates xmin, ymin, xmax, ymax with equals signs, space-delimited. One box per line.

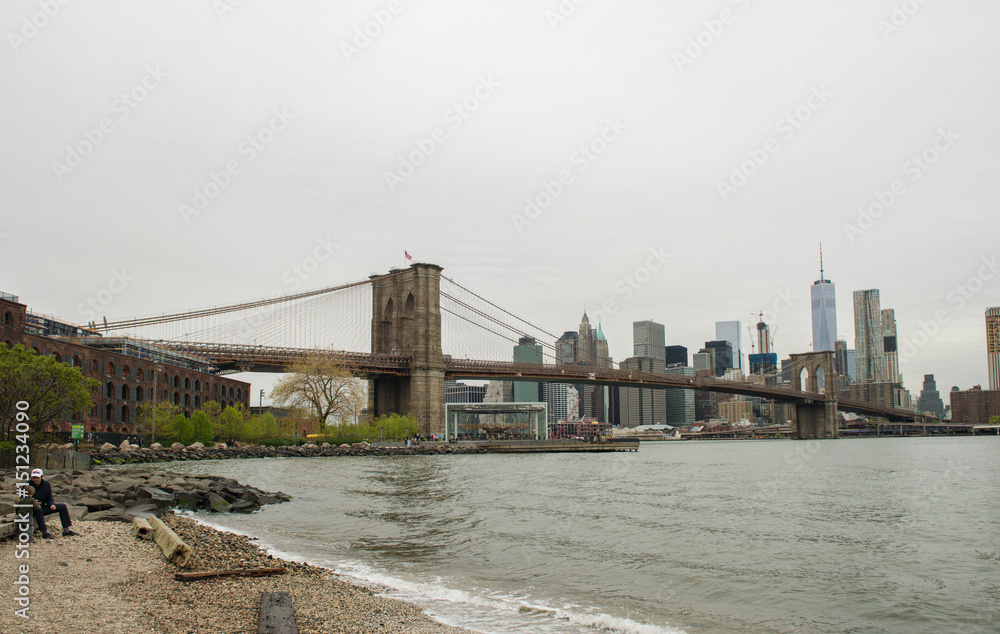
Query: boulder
xmin=230 ymin=499 xmax=256 ymax=513
xmin=351 ymin=442 xmax=371 ymax=450
xmin=119 ymin=440 xmax=132 ymax=452
xmin=83 ymin=509 xmax=133 ymax=523
xmin=170 ymin=443 xmax=185 ymax=453
xmin=100 ymin=443 xmax=117 ymax=453
xmin=124 ymin=504 xmax=162 ymax=519
xmin=150 ymin=443 xmax=163 ymax=450
xmin=203 ymin=492 xmax=232 ymax=513
xmin=61 ymin=443 xmax=75 ymax=449
xmin=137 ymin=487 xmax=175 ymax=507
xmin=187 ymin=442 xmax=204 ymax=451
xmin=339 ymin=444 xmax=350 ymax=448
xmin=174 ymin=491 xmax=200 ymax=511
xmin=76 ymin=497 xmax=117 ymax=512
xmin=106 ymin=479 xmax=143 ymax=494
xmin=65 ymin=505 xmax=89 ymax=522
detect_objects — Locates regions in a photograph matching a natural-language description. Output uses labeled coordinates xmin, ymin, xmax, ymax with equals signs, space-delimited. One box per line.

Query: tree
xmin=136 ymin=402 xmax=182 ymax=444
xmin=191 ymin=410 xmax=214 ymax=444
xmin=202 ymin=400 xmax=223 ymax=436
xmin=0 ymin=343 xmax=99 ymax=441
xmin=219 ymin=403 xmax=250 ymax=442
xmin=372 ymin=413 xmax=418 ymax=440
xmin=270 ymin=352 xmax=367 ymax=428
xmin=990 ymin=415 xmax=1000 ymax=426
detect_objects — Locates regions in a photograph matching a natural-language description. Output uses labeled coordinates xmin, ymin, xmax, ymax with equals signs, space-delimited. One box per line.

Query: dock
xmin=477 ymin=440 xmax=639 ymax=453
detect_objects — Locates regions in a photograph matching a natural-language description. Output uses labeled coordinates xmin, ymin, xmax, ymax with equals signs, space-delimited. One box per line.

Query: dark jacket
xmin=31 ymin=480 xmax=55 ymax=508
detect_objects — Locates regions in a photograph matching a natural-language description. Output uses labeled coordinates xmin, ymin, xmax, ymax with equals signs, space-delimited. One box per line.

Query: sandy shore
xmin=0 ymin=514 xmax=473 ymax=634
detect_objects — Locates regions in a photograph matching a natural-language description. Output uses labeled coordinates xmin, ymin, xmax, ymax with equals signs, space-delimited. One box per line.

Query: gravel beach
xmin=0 ymin=514 xmax=474 ymax=634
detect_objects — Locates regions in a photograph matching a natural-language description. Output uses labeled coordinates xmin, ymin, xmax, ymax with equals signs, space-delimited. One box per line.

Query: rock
xmin=66 ymin=505 xmax=89 ymax=523
xmin=119 ymin=440 xmax=132 ymax=452
xmin=106 ymin=479 xmax=143 ymax=494
xmin=137 ymin=487 xmax=175 ymax=507
xmin=203 ymin=492 xmax=232 ymax=513
xmin=351 ymin=442 xmax=371 ymax=450
xmin=339 ymin=444 xmax=350 ymax=448
xmin=61 ymin=443 xmax=75 ymax=449
xmin=109 ymin=493 xmax=127 ymax=505
xmin=83 ymin=509 xmax=133 ymax=523
xmin=170 ymin=443 xmax=185 ymax=453
xmin=150 ymin=443 xmax=163 ymax=450
xmin=0 ymin=501 xmax=13 ymax=516
xmin=125 ymin=504 xmax=162 ymax=519
xmin=187 ymin=442 xmax=204 ymax=450
xmin=76 ymin=497 xmax=117 ymax=512
xmin=100 ymin=443 xmax=117 ymax=453
xmin=174 ymin=491 xmax=200 ymax=511
xmin=230 ymin=499 xmax=256 ymax=513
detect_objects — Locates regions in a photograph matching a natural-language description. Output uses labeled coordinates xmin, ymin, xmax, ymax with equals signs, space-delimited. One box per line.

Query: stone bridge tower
xmin=787 ymin=350 xmax=838 ymax=439
xmin=370 ymin=263 xmax=445 ymax=435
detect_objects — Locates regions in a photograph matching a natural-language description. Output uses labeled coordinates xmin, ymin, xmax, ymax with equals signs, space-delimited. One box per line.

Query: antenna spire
xmin=819 ymin=242 xmax=824 ymax=280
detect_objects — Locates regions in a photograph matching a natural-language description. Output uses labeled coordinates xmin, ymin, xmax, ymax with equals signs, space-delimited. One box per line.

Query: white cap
xmin=30 ymin=469 xmax=43 ymax=478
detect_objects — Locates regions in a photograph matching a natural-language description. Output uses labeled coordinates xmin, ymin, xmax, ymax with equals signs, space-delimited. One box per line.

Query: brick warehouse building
xmin=950 ymin=386 xmax=1000 ymax=425
xmin=1 ymin=291 xmax=250 ymax=434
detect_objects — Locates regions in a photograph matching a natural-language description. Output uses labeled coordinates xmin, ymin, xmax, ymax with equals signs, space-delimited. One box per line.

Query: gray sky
xmin=2 ymin=0 xmax=998 ymax=401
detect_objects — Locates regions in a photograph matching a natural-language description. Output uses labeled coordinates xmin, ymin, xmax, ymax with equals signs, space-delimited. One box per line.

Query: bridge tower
xmin=370 ymin=263 xmax=446 ymax=436
xmin=787 ymin=351 xmax=838 ymax=439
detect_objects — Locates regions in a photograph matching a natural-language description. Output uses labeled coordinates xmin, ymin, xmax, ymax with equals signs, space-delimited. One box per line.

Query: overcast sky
xmin=2 ymin=0 xmax=998 ymax=402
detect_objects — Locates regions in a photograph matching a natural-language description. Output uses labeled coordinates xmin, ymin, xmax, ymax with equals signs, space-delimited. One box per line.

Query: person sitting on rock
xmin=29 ymin=469 xmax=78 ymax=538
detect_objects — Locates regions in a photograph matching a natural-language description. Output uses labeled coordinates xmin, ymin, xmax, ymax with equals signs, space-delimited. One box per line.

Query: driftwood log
xmin=146 ymin=516 xmax=192 ymax=568
xmin=132 ymin=516 xmax=153 ymax=540
xmin=175 ymin=567 xmax=286 ymax=582
xmin=259 ymin=592 xmax=298 ymax=634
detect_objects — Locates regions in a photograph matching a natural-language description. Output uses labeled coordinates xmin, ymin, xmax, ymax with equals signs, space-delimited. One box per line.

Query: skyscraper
xmin=811 ymin=246 xmax=837 ymax=352
xmin=881 ymin=308 xmax=901 ymax=384
xmin=854 ymin=289 xmax=887 ymax=383
xmin=703 ymin=340 xmax=733 ymax=377
xmin=988 ymin=307 xmax=1000 ymax=390
xmin=917 ymin=374 xmax=944 ymax=416
xmin=513 ymin=337 xmax=543 ymax=403
xmin=619 ymin=356 xmax=667 ymax=427
xmin=665 ymin=345 xmax=688 ymax=366
xmin=633 ymin=320 xmax=666 ymax=360
xmin=715 ymin=321 xmax=742 ymax=370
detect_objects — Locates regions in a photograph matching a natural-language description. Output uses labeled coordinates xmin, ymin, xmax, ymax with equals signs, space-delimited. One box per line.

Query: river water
xmin=150 ymin=437 xmax=1000 ymax=633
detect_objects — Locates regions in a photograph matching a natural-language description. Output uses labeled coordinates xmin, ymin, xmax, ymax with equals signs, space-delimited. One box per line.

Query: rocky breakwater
xmin=90 ymin=439 xmax=486 ymax=465
xmin=0 ymin=467 xmax=290 ymax=535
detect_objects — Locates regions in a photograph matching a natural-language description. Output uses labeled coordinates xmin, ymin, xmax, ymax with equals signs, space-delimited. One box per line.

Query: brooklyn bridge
xmin=84 ymin=263 xmax=930 ymax=439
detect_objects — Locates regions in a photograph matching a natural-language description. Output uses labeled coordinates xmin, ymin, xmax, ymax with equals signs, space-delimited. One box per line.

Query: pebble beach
xmin=0 ymin=513 xmax=473 ymax=634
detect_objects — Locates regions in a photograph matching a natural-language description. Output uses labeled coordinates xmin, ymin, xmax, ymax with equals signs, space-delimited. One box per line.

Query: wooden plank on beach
xmin=258 ymin=591 xmax=298 ymax=634
xmin=175 ymin=567 xmax=287 ymax=582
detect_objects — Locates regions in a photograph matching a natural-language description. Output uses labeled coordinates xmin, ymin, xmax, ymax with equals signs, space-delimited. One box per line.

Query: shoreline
xmin=0 ymin=511 xmax=475 ymax=634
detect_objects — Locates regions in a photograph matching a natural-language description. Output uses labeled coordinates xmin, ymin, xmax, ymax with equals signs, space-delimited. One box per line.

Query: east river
xmin=151 ymin=437 xmax=1000 ymax=633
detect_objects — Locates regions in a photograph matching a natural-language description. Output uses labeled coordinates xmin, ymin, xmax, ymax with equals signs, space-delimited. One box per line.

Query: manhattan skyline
xmin=1 ymin=1 xmax=998 ymax=397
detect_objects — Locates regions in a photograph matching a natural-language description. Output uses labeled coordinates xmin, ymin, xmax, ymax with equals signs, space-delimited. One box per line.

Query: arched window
xmin=195 ymin=395 xmax=200 ymax=408
xmin=162 ymin=389 xmax=168 ymax=400
xmin=236 ymin=388 xmax=242 ymax=399
xmin=106 ymin=382 xmax=114 ymax=398
xmin=195 ymin=380 xmax=200 ymax=392
xmin=121 ymin=384 xmax=129 ymax=400
xmin=73 ymin=355 xmax=80 ymax=367
xmin=229 ymin=387 xmax=234 ymax=398
xmin=108 ymin=362 xmax=115 ymax=377
xmin=173 ymin=392 xmax=179 ymax=405
xmin=105 ymin=403 xmax=113 ymax=422
xmin=136 ymin=367 xmax=143 ymax=382
xmin=52 ymin=353 xmax=61 ymax=363
xmin=121 ymin=406 xmax=129 ymax=423
xmin=122 ymin=365 xmax=130 ymax=380
xmin=135 ymin=386 xmax=143 ymax=402
xmin=184 ymin=377 xmax=190 ymax=390
xmin=173 ymin=375 xmax=179 ymax=388
xmin=184 ymin=394 xmax=190 ymax=407
xmin=92 ymin=360 xmax=99 ymax=371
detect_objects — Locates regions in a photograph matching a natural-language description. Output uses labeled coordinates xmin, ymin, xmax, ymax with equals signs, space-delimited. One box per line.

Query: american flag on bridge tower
xmin=405 ymin=251 xmax=413 ymax=261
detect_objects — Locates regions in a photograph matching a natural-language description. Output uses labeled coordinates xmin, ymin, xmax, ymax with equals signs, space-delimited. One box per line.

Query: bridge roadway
xmin=157 ymin=341 xmax=926 ymax=422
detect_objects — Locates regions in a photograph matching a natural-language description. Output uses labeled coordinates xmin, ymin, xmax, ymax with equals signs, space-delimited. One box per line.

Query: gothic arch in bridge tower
xmin=787 ymin=350 xmax=838 ymax=440
xmin=369 ymin=264 xmax=445 ymax=436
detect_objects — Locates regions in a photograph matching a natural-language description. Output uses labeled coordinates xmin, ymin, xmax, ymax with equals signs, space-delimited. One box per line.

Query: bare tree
xmin=269 ymin=352 xmax=366 ymax=429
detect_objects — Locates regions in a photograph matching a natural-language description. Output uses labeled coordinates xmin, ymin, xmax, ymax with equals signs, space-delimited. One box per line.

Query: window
xmin=121 ymin=384 xmax=129 ymax=400
xmin=195 ymin=395 xmax=200 ymax=408
xmin=184 ymin=394 xmax=190 ymax=407
xmin=122 ymin=365 xmax=130 ymax=380
xmin=73 ymin=355 xmax=80 ymax=367
xmin=173 ymin=376 xmax=179 ymax=388
xmin=136 ymin=367 xmax=143 ymax=382
xmin=135 ymin=386 xmax=143 ymax=402
xmin=108 ymin=362 xmax=115 ymax=378
xmin=195 ymin=380 xmax=200 ymax=391
xmin=106 ymin=382 xmax=114 ymax=398
xmin=2 ymin=311 xmax=11 ymax=326
xmin=173 ymin=392 xmax=179 ymax=405
xmin=184 ymin=377 xmax=190 ymax=390
xmin=104 ymin=404 xmax=112 ymax=422
xmin=121 ymin=406 xmax=129 ymax=423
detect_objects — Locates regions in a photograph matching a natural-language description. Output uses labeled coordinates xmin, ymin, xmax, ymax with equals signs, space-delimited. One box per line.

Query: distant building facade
xmin=665 ymin=345 xmax=688 ymax=366
xmin=619 ymin=356 xmax=666 ymax=427
xmin=703 ymin=340 xmax=732 ymax=377
xmin=916 ymin=374 xmax=945 ymax=416
xmin=664 ymin=365 xmax=695 ymax=426
xmin=950 ymin=386 xmax=1000 ymax=424
xmin=715 ymin=321 xmax=742 ymax=370
xmin=811 ymin=251 xmax=837 ymax=352
xmin=633 ymin=321 xmax=666 ymax=360
xmin=987 ymin=307 xmax=1000 ymax=390
xmin=853 ymin=289 xmax=887 ymax=382
xmin=882 ymin=308 xmax=900 ymax=384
